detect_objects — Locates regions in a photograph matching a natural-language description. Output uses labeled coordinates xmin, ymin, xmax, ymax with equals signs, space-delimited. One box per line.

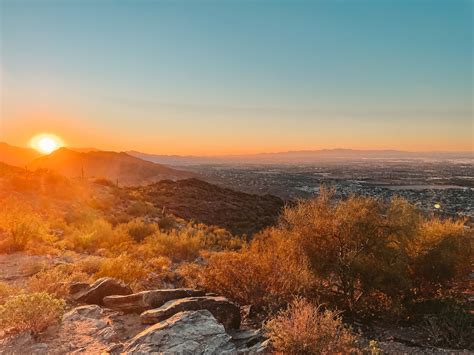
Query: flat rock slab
xmin=74 ymin=277 xmax=132 ymax=305
xmin=103 ymin=288 xmax=205 ymax=313
xmin=125 ymin=310 xmax=236 ymax=354
xmin=140 ymin=296 xmax=241 ymax=331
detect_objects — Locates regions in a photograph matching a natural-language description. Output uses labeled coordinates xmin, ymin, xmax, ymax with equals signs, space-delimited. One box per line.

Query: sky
xmin=0 ymin=0 xmax=472 ymax=155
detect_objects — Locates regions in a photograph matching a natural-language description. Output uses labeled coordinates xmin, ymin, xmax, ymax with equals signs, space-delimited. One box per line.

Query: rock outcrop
xmin=73 ymin=277 xmax=133 ymax=305
xmin=125 ymin=310 xmax=236 ymax=354
xmin=103 ymin=288 xmax=206 ymax=313
xmin=230 ymin=329 xmax=271 ymax=353
xmin=140 ymin=296 xmax=241 ymax=331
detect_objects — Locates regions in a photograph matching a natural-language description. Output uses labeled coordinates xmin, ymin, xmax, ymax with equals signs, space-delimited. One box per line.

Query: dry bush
xmin=0 ymin=282 xmax=17 ymax=304
xmin=0 ymin=198 xmax=50 ymax=253
xmin=64 ymin=218 xmax=132 ymax=253
xmin=127 ymin=201 xmax=156 ymax=217
xmin=278 ymin=190 xmax=471 ymax=314
xmin=186 ymin=224 xmax=244 ymax=251
xmin=265 ymin=298 xmax=360 ymax=354
xmin=27 ymin=264 xmax=90 ymax=297
xmin=148 ymin=256 xmax=172 ymax=272
xmin=0 ymin=292 xmax=65 ymax=334
xmin=94 ymin=254 xmax=153 ymax=290
xmin=181 ymin=190 xmax=471 ymax=321
xmin=139 ymin=229 xmax=203 ymax=262
xmin=119 ymin=218 xmax=158 ymax=242
xmin=410 ymin=218 xmax=471 ymax=294
xmin=180 ymin=229 xmax=317 ymax=311
xmin=158 ymin=216 xmax=177 ymax=231
xmin=75 ymin=256 xmax=104 ymax=275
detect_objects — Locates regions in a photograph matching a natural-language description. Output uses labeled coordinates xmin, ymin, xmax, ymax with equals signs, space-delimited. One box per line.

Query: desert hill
xmin=0 ymin=142 xmax=42 ymax=167
xmin=28 ymin=148 xmax=196 ymax=186
xmin=128 ymin=178 xmax=284 ymax=235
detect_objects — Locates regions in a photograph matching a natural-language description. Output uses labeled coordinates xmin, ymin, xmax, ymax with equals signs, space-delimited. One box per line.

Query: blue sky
xmin=1 ymin=0 xmax=472 ymax=154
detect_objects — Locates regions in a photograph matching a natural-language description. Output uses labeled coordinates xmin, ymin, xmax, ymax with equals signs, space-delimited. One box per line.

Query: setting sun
xmin=30 ymin=134 xmax=64 ymax=154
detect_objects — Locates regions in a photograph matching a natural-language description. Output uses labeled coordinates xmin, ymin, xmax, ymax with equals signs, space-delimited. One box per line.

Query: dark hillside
xmin=130 ymin=178 xmax=284 ymax=235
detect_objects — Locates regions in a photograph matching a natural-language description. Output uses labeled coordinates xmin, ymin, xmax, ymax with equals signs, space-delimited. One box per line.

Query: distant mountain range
xmin=0 ymin=143 xmax=196 ymax=185
xmin=128 ymin=149 xmax=474 ymax=165
xmin=0 ymin=142 xmax=42 ymax=167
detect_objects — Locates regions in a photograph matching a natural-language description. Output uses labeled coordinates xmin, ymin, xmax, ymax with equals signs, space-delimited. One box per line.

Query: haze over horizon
xmin=1 ymin=0 xmax=472 ymax=155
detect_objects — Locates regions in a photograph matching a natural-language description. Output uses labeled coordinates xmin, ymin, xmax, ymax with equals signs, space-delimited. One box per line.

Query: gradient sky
xmin=1 ymin=0 xmax=472 ymax=155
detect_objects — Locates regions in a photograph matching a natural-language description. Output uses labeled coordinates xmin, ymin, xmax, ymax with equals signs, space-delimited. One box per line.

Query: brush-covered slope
xmin=0 ymin=142 xmax=43 ymax=167
xmin=29 ymin=148 xmax=196 ymax=185
xmin=129 ymin=178 xmax=284 ymax=235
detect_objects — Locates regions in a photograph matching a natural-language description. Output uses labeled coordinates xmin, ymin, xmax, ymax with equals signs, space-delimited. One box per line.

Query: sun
xmin=30 ymin=134 xmax=64 ymax=154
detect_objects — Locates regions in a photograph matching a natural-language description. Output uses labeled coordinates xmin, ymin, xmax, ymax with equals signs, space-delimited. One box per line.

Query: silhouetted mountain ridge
xmin=29 ymin=148 xmax=196 ymax=185
xmin=0 ymin=142 xmax=43 ymax=167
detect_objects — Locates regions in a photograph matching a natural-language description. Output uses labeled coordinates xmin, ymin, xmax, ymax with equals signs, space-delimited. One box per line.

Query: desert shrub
xmin=94 ymin=254 xmax=152 ymax=290
xmin=0 ymin=292 xmax=65 ymax=334
xmin=119 ymin=218 xmax=158 ymax=242
xmin=64 ymin=207 xmax=98 ymax=226
xmin=27 ymin=264 xmax=90 ymax=297
xmin=0 ymin=282 xmax=17 ymax=304
xmin=187 ymin=224 xmax=244 ymax=251
xmin=410 ymin=218 xmax=471 ymax=295
xmin=180 ymin=230 xmax=317 ymax=311
xmin=64 ymin=218 xmax=132 ymax=253
xmin=277 ymin=191 xmax=471 ymax=314
xmin=157 ymin=216 xmax=177 ymax=231
xmin=75 ymin=256 xmax=104 ymax=275
xmin=140 ymin=229 xmax=203 ymax=262
xmin=182 ymin=190 xmax=471 ymax=320
xmin=265 ymin=298 xmax=360 ymax=354
xmin=127 ymin=201 xmax=156 ymax=217
xmin=0 ymin=198 xmax=49 ymax=253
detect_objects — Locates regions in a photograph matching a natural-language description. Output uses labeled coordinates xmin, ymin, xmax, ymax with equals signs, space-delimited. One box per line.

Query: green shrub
xmin=265 ymin=298 xmax=360 ymax=354
xmin=0 ymin=292 xmax=65 ymax=334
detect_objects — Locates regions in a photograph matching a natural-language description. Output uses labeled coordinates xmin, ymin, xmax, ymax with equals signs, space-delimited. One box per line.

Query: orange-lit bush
xmin=0 ymin=198 xmax=51 ymax=253
xmin=183 ymin=190 xmax=472 ymax=318
xmin=265 ymin=298 xmax=360 ymax=354
xmin=0 ymin=292 xmax=65 ymax=335
xmin=180 ymin=230 xmax=316 ymax=311
xmin=94 ymin=254 xmax=153 ymax=290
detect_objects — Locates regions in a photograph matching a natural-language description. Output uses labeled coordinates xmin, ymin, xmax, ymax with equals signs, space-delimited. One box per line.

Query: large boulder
xmin=124 ymin=310 xmax=236 ymax=354
xmin=73 ymin=278 xmax=132 ymax=305
xmin=140 ymin=296 xmax=241 ymax=331
xmin=103 ymin=288 xmax=205 ymax=313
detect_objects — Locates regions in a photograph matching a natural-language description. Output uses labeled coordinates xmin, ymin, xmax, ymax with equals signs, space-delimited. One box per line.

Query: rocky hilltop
xmin=129 ymin=178 xmax=285 ymax=236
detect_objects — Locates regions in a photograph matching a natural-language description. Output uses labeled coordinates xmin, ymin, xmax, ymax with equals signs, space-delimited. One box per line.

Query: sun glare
xmin=30 ymin=134 xmax=64 ymax=154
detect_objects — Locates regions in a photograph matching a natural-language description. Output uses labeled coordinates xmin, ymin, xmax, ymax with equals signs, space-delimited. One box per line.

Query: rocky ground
xmin=1 ymin=276 xmax=270 ymax=354
xmin=0 ymin=254 xmax=471 ymax=354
